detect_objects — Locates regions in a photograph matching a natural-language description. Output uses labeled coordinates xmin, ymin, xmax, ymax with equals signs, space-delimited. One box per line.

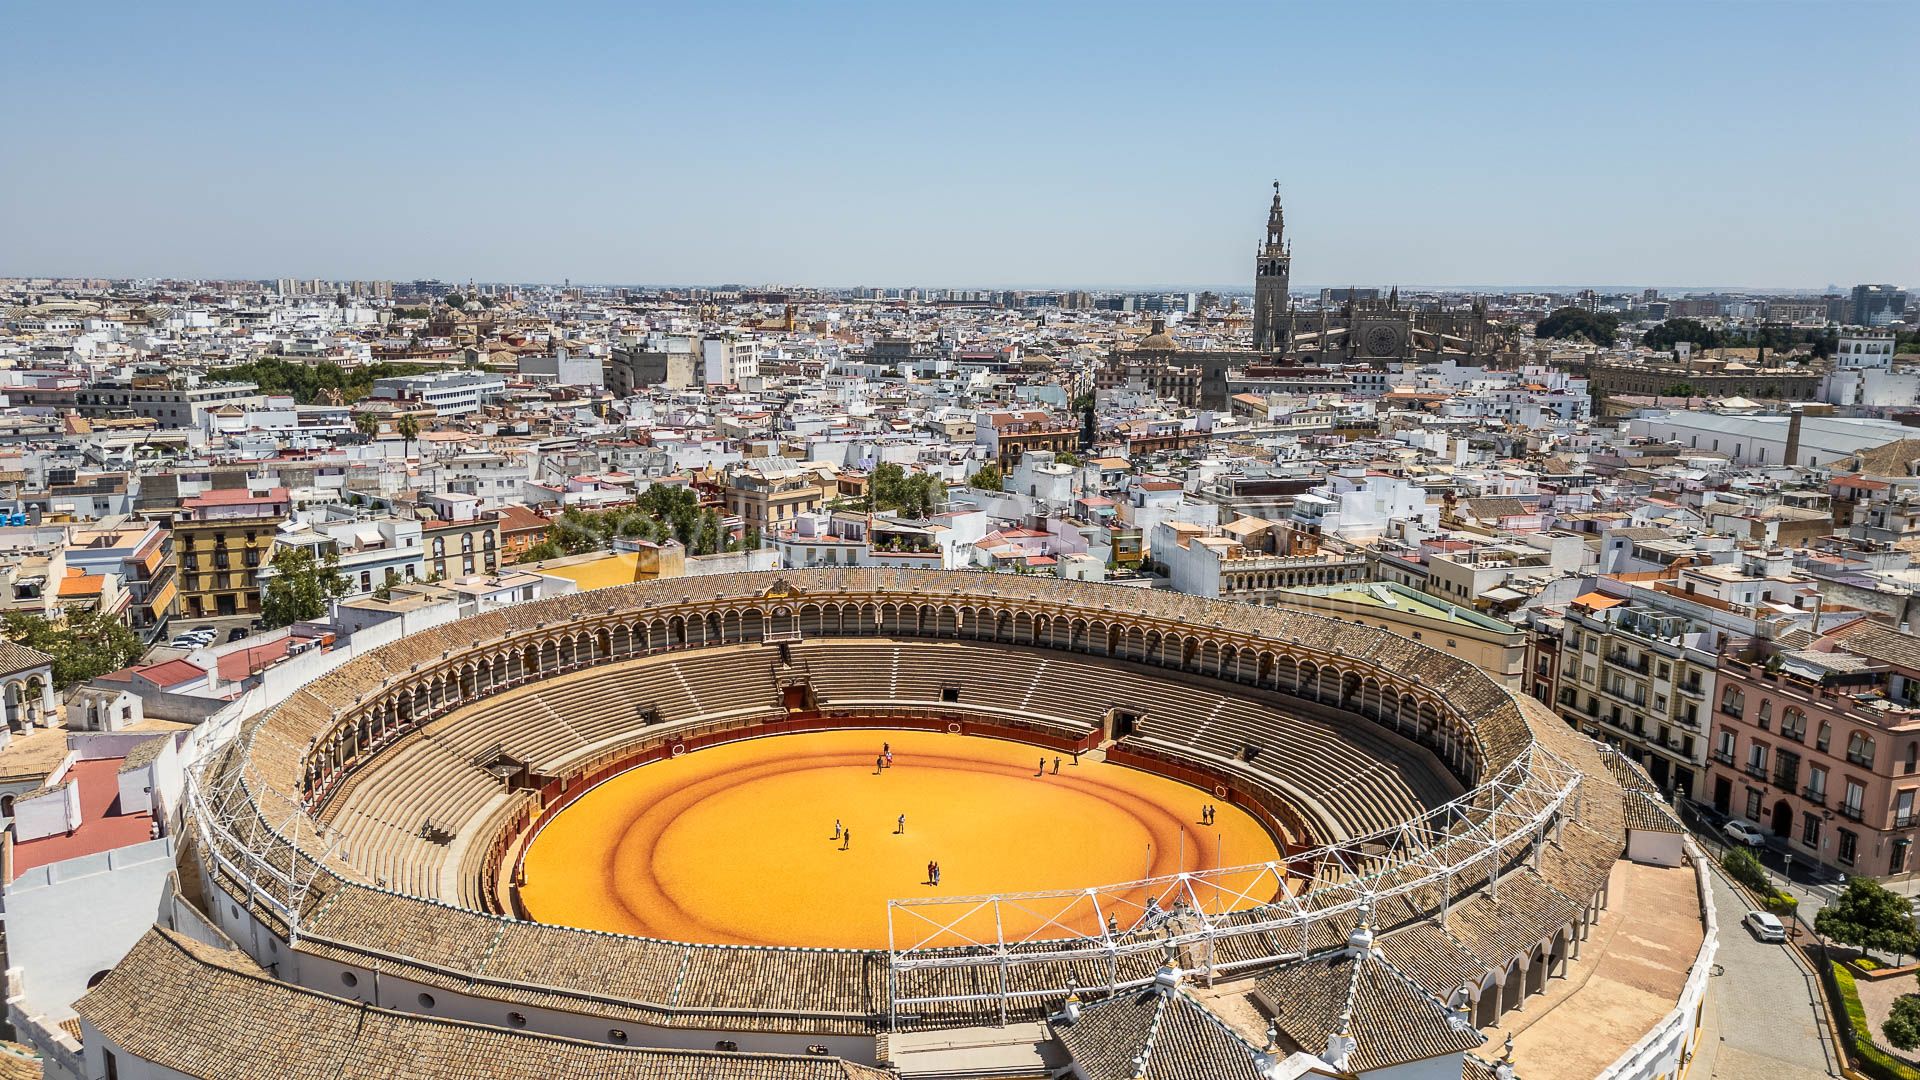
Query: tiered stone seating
xmin=327 ymin=732 xmax=503 ymax=896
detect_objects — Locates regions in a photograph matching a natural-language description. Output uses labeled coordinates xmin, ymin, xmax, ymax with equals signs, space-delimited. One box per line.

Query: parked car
xmin=1744 ymin=911 xmax=1787 ymax=943
xmin=168 ymin=636 xmax=198 ymax=648
xmin=226 ymin=627 xmax=249 ymax=642
xmin=1724 ymin=820 xmax=1767 ymax=847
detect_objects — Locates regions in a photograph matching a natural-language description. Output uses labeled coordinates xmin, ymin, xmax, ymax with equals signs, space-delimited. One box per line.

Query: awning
xmin=1572 ymin=591 xmax=1624 ymax=611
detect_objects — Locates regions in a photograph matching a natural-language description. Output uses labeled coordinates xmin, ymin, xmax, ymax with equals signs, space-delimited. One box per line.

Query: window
xmin=1839 ymin=828 xmax=1858 ymax=865
xmin=433 ymin=537 xmax=445 ymax=556
xmin=1720 ymin=687 xmax=1744 ymax=717
xmin=1746 ymin=788 xmax=1763 ymax=820
xmin=1817 ymin=722 xmax=1832 ymax=752
xmin=1756 ymin=699 xmax=1771 ymax=730
xmin=1908 ymin=743 xmax=1918 ymax=776
xmin=1780 ymin=707 xmax=1806 ymax=742
xmin=1848 ymin=732 xmax=1877 ymax=768
xmin=1843 ymin=779 xmax=1866 ymax=820
xmin=1807 ymin=765 xmax=1828 ymax=801
xmin=1900 ymin=790 xmax=1917 ymax=830
xmin=1802 ymin=812 xmax=1822 ymax=847
xmin=1746 ymin=743 xmax=1768 ymax=774
xmin=1716 ymin=729 xmax=1736 ymax=761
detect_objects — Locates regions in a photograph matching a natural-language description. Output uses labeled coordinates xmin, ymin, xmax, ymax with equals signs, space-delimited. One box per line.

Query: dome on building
xmin=1134 ymin=318 xmax=1178 ymax=351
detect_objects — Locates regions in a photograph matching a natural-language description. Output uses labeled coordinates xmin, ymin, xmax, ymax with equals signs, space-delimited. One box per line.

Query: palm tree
xmin=395 ymin=413 xmax=421 ymax=458
xmin=353 ymin=412 xmax=378 ymax=440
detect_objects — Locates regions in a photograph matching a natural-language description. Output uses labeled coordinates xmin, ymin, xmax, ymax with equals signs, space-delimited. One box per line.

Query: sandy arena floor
xmin=518 ymin=729 xmax=1283 ymax=947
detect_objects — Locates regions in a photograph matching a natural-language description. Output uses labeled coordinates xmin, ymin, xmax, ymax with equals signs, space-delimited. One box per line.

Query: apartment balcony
xmin=1801 ymin=785 xmax=1826 ymax=806
xmin=1743 ymin=763 xmax=1769 ymax=781
xmin=1772 ymin=771 xmax=1800 ymax=792
xmin=1712 ymin=749 xmax=1735 ymax=766
xmin=1606 ymin=652 xmax=1651 ymax=676
xmin=1898 ymin=812 xmax=1916 ymax=830
xmin=1839 ymin=803 xmax=1865 ymax=823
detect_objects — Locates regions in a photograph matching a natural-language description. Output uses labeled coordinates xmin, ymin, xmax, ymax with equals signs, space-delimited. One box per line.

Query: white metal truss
xmin=184 ymin=721 xmax=346 ymax=945
xmin=885 ymin=745 xmax=1585 ymax=1027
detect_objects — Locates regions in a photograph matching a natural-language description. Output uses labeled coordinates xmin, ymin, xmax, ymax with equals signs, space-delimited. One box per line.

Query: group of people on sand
xmin=834 ymin=744 xmax=942 ymax=885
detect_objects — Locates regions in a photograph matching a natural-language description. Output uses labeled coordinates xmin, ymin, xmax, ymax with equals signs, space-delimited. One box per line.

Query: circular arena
xmin=95 ymin=570 xmax=1657 ymax=1079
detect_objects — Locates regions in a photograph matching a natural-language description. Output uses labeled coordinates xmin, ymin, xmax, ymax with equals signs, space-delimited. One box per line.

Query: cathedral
xmin=1252 ymin=183 xmax=1494 ymax=363
xmin=1104 ymin=186 xmax=1509 ymax=410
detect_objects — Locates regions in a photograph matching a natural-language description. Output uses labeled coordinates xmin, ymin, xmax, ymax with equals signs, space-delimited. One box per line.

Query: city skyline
xmin=3 ymin=1 xmax=1915 ymax=288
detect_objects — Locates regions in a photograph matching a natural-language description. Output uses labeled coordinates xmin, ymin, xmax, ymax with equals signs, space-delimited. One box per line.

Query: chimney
xmin=1784 ymin=407 xmax=1804 ymax=468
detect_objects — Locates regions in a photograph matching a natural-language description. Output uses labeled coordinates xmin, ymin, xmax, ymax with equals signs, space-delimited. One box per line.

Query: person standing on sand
xmin=1053 ymin=756 xmax=1061 ymax=774
xmin=932 ymin=862 xmax=941 ymax=886
xmin=927 ymin=860 xmax=936 ymax=884
xmin=876 ymin=755 xmax=884 ymax=774
xmin=842 ymin=828 xmax=851 ymax=850
xmin=897 ymin=813 xmax=906 ymax=834
xmin=833 ymin=819 xmax=842 ymax=839
xmin=1037 ymin=757 xmax=1046 ymax=776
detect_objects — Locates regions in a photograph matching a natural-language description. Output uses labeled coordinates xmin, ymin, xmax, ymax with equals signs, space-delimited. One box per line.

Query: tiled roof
xmin=77 ymin=929 xmax=895 ymax=1080
xmin=0 ymin=639 xmax=54 ymax=676
xmin=1257 ymin=939 xmax=1484 ymax=1073
xmin=1051 ymin=982 xmax=1268 ymax=1080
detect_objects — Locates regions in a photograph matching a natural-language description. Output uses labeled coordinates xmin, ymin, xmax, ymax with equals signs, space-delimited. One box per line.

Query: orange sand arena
xmin=517 ymin=729 xmax=1284 ymax=948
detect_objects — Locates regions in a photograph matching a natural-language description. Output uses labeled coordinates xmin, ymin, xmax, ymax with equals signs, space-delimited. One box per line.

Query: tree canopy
xmin=261 ymin=546 xmax=349 ymax=629
xmin=212 ymin=358 xmax=431 ymax=404
xmin=1816 ymin=878 xmax=1920 ymax=958
xmin=1 ymin=610 xmax=144 ymax=689
xmin=869 ymin=463 xmax=944 ymax=518
xmin=1887 ymin=995 xmax=1920 ymax=1051
xmin=967 ymin=463 xmax=1003 ymax=491
xmin=538 ymin=486 xmax=751 ymax=559
xmin=1641 ymin=318 xmax=1721 ymax=353
xmin=1534 ymin=306 xmax=1620 ymax=346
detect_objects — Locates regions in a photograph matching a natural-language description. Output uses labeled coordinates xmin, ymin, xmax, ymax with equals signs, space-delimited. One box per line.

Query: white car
xmin=1744 ymin=910 xmax=1787 ymax=943
xmin=1723 ymin=820 xmax=1767 ymax=847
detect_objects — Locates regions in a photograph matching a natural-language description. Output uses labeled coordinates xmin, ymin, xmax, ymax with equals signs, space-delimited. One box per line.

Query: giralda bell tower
xmin=1252 ymin=181 xmax=1291 ymax=353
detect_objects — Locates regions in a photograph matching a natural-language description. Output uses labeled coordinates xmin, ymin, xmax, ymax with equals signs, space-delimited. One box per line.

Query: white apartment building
xmin=702 ymin=335 xmax=760 ymax=387
xmin=1822 ymin=329 xmax=1917 ymax=410
xmin=1288 ymin=469 xmax=1437 ymax=543
xmin=369 ymin=371 xmax=508 ymax=416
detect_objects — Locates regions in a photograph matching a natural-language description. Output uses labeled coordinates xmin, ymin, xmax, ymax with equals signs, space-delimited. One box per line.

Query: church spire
xmin=1265 ymin=180 xmax=1285 ymax=251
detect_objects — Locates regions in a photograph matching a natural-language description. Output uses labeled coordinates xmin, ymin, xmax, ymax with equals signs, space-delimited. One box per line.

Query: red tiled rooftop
xmin=216 ymin=638 xmax=294 ymax=682
xmin=181 ymin=487 xmax=289 ymax=508
xmin=131 ymin=659 xmax=207 ymax=688
xmin=11 ymin=759 xmax=154 ymax=875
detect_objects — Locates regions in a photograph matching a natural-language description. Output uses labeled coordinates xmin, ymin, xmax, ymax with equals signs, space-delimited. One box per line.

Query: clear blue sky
xmin=4 ymin=1 xmax=1913 ymax=290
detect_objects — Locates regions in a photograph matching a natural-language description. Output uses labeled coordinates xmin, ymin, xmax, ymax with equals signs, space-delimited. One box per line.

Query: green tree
xmin=521 ymin=537 xmax=564 ymax=563
xmin=1642 ymin=318 xmax=1721 ymax=353
xmin=1721 ymin=845 xmax=1771 ymax=893
xmin=395 ymin=413 xmax=421 ymax=458
xmin=1 ymin=610 xmax=144 ymax=689
xmin=444 ymin=292 xmax=466 ymax=309
xmin=353 ymin=412 xmax=379 ymax=439
xmin=210 ymin=358 xmax=431 ymax=404
xmin=260 ymin=546 xmax=349 ymax=629
xmin=1660 ymin=383 xmax=1697 ymax=398
xmin=1885 ymin=995 xmax=1920 ymax=1051
xmin=1816 ymin=878 xmax=1920 ymax=960
xmin=1534 ymin=306 xmax=1620 ymax=346
xmin=967 ymin=463 xmax=1003 ymax=490
xmin=868 ymin=463 xmax=944 ymax=518
xmin=1056 ymin=450 xmax=1082 ymax=467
